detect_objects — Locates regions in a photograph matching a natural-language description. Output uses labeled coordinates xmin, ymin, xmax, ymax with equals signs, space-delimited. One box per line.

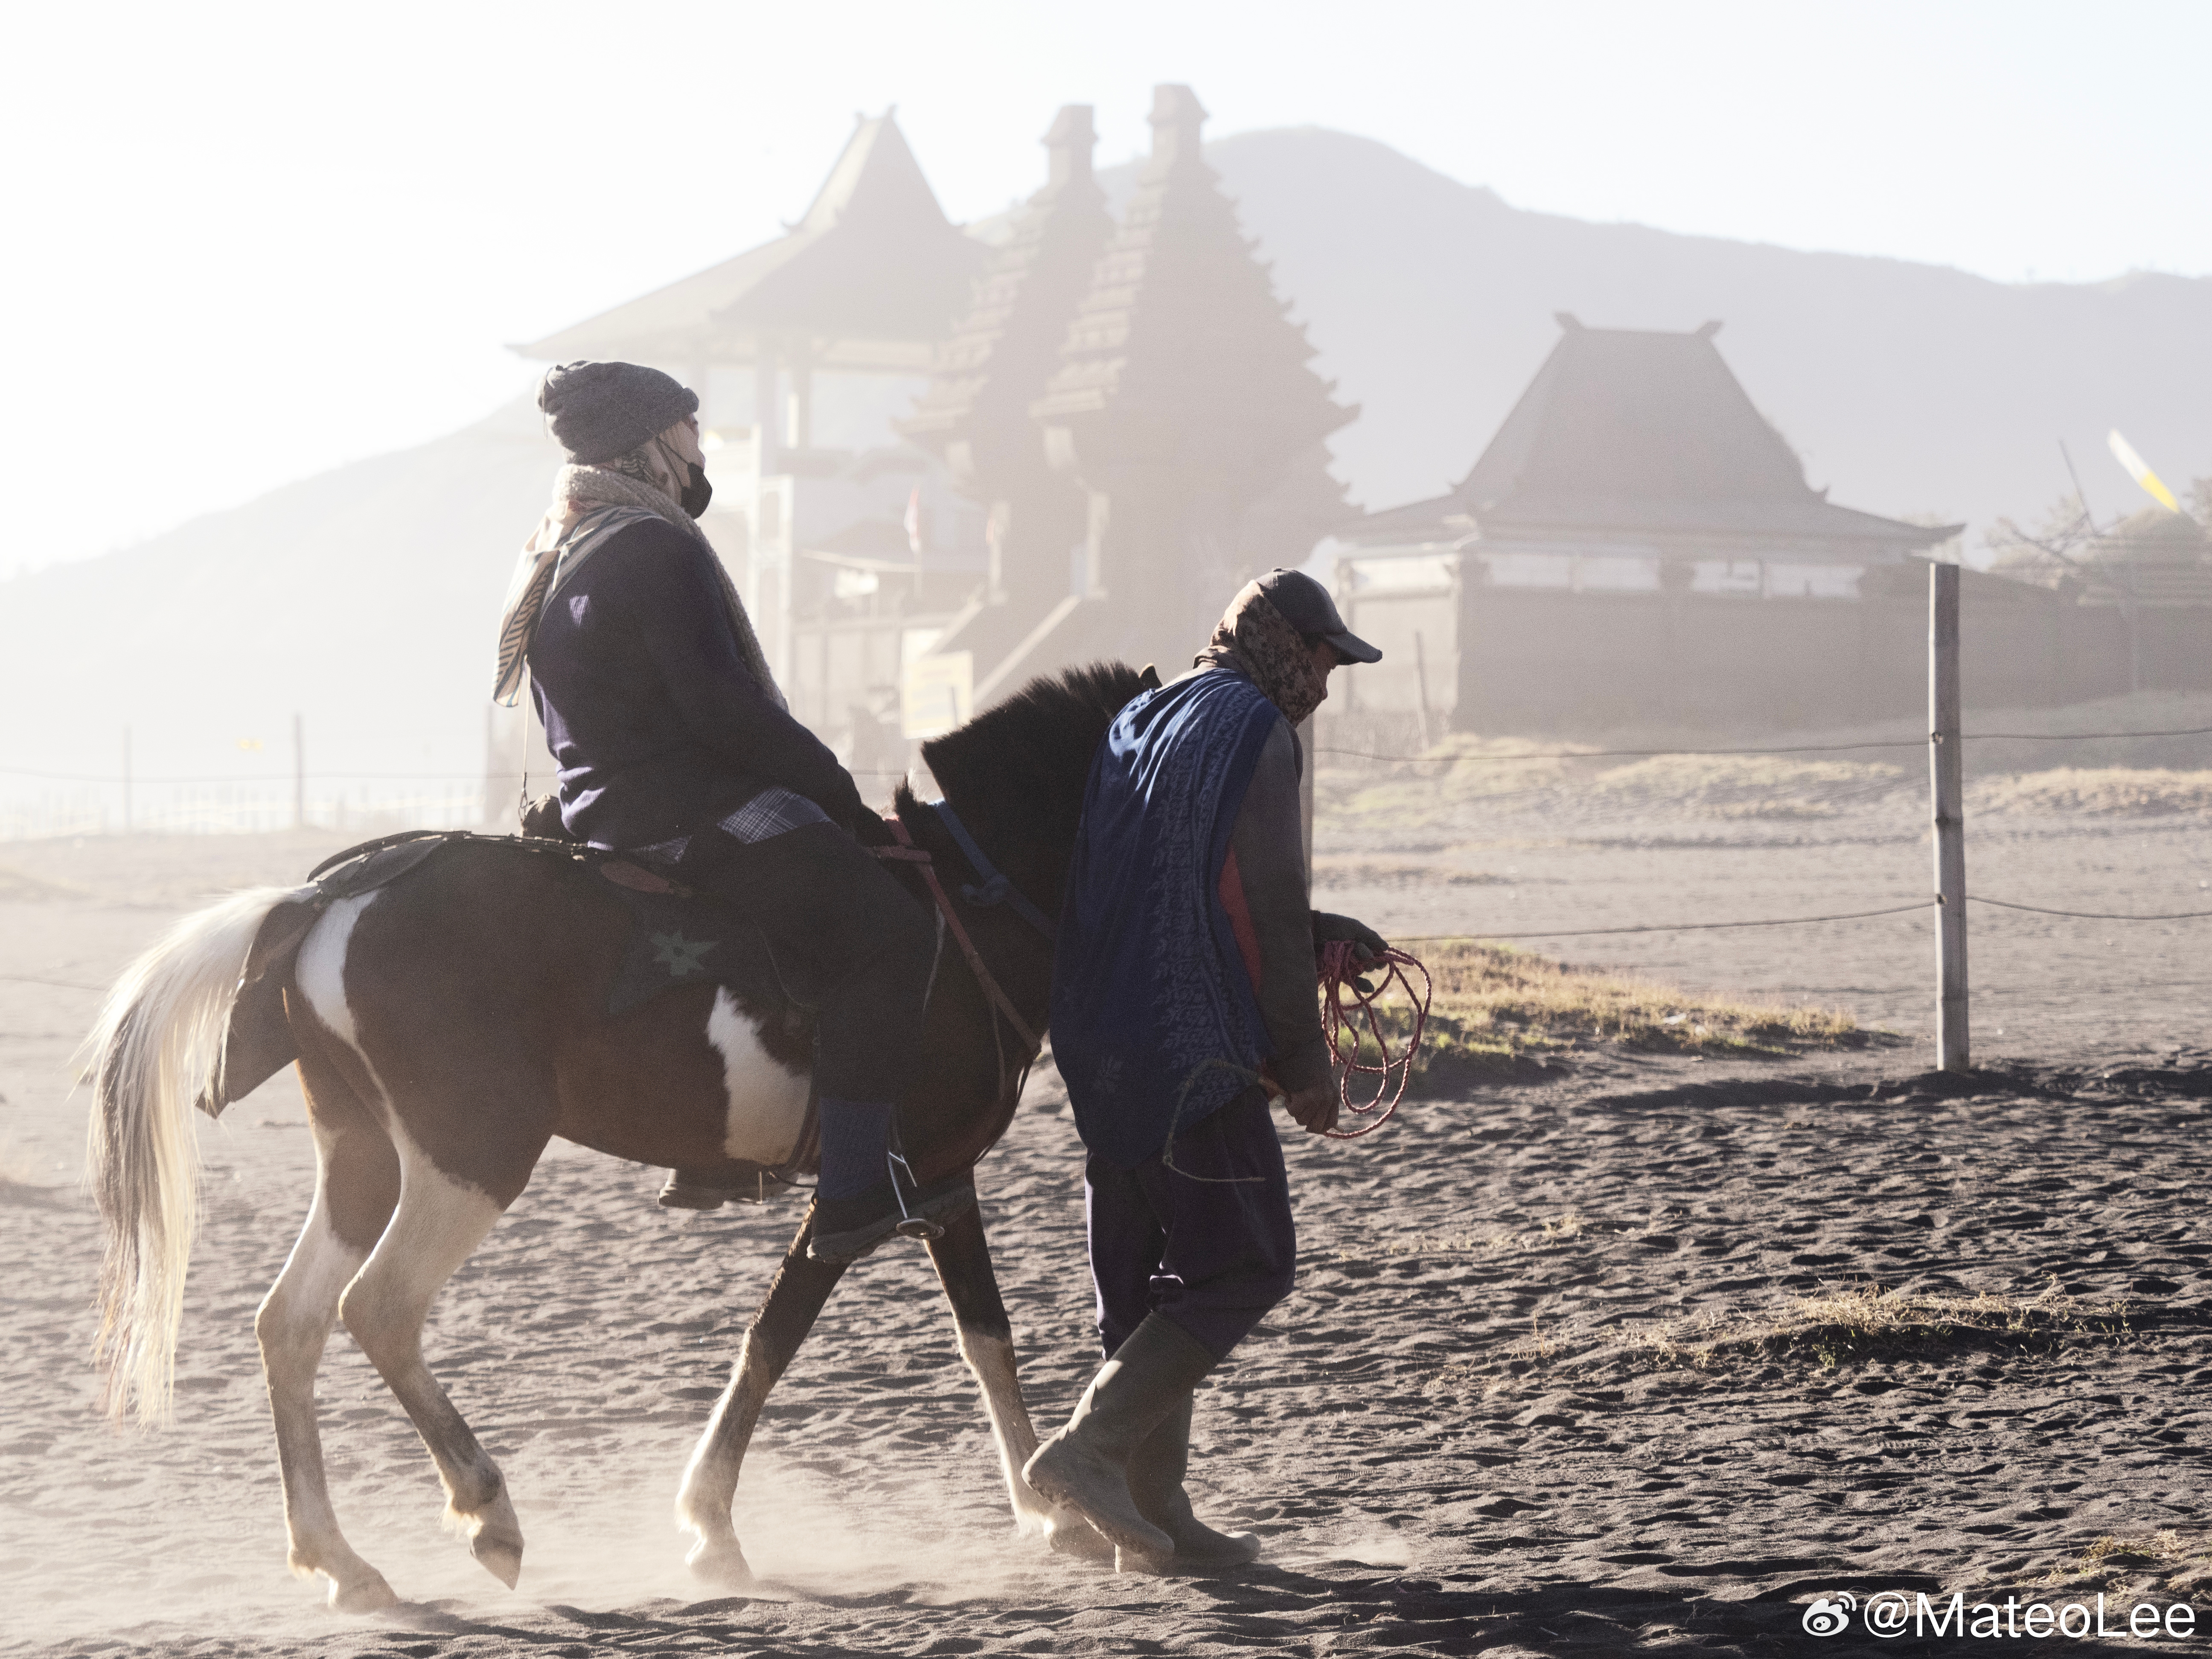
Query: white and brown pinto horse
xmin=84 ymin=662 xmax=1153 ymax=1612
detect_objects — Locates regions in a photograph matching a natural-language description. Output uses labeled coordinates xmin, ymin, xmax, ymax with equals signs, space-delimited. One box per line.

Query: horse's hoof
xmin=470 ymin=1531 xmax=524 ymax=1589
xmin=1046 ymin=1515 xmax=1116 ymax=1564
xmin=685 ymin=1535 xmax=754 ymax=1589
xmin=326 ymin=1569 xmax=401 ymax=1614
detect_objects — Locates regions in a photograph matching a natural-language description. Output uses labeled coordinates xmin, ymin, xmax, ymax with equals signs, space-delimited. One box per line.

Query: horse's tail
xmin=82 ymin=886 xmax=295 ymax=1425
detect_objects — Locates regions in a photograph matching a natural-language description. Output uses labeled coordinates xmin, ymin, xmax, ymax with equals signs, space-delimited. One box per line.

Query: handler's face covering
xmin=1194 ymin=581 xmax=1333 ymax=726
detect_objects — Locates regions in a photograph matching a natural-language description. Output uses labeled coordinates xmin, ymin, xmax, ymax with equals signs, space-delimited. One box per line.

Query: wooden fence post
xmin=1930 ymin=563 xmax=1970 ymax=1070
xmin=1412 ymin=630 xmax=1435 ymax=754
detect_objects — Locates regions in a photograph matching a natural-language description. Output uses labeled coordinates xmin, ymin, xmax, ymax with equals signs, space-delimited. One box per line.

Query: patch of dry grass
xmin=1326 ymin=736 xmax=1590 ymax=827
xmin=1971 ymin=767 xmax=2212 ymax=816
xmin=1322 ymin=743 xmax=1912 ymax=828
xmin=1588 ymin=754 xmax=1904 ymax=820
xmin=1645 ymin=1281 xmax=2132 ymax=1372
xmin=1362 ymin=940 xmax=1867 ymax=1078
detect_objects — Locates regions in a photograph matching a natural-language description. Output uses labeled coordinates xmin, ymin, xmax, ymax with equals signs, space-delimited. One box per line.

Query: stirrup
xmin=887 ymin=1149 xmax=944 ymax=1240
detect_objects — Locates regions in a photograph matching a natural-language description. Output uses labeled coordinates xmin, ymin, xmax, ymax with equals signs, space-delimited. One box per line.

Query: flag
xmin=2108 ymin=430 xmax=2180 ymax=513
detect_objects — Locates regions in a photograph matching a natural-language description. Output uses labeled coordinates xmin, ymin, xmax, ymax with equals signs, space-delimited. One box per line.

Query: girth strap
xmin=872 ymin=813 xmax=1043 ymax=1053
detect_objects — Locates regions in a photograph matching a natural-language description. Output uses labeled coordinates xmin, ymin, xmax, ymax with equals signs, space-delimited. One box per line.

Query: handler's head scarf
xmin=1193 ymin=578 xmax=1333 ymax=726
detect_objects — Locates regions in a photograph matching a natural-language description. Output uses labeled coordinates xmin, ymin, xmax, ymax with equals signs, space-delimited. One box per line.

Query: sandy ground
xmin=3 ymin=789 xmax=2211 ymax=1656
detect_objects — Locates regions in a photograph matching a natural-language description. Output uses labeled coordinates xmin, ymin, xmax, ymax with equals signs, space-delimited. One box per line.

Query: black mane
xmin=902 ymin=661 xmax=1150 ymax=848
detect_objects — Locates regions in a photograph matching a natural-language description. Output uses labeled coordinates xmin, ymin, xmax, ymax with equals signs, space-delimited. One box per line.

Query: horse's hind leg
xmin=675 ymin=1207 xmax=847 ymax=1586
xmin=925 ymin=1200 xmax=1108 ymax=1558
xmin=338 ymin=1127 xmax=541 ymax=1589
xmin=256 ymin=1059 xmax=402 ymax=1612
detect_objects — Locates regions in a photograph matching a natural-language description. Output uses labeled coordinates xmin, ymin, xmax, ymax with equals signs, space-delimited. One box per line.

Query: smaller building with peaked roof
xmin=1335 ymin=316 xmax=1986 ymax=730
xmin=1347 ymin=314 xmax=1955 ymax=591
xmin=517 ymin=111 xmax=986 ymax=380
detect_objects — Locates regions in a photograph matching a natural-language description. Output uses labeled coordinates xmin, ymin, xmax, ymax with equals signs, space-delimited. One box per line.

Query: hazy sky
xmin=5 ymin=0 xmax=2206 ymax=581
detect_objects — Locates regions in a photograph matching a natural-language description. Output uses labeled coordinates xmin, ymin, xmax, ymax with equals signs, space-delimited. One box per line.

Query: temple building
xmin=1335 ymin=316 xmax=1965 ymax=728
xmin=914 ymin=85 xmax=1358 ymax=702
xmin=899 ymin=105 xmax=1117 ymax=709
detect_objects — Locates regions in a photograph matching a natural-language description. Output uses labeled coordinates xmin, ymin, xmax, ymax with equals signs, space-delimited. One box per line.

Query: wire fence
xmin=1313 ymin=709 xmax=2212 ymax=954
xmin=1316 ymin=721 xmax=2212 ymax=768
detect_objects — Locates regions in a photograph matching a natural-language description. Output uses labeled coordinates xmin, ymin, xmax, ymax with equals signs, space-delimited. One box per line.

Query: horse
xmin=83 ymin=661 xmax=1155 ymax=1612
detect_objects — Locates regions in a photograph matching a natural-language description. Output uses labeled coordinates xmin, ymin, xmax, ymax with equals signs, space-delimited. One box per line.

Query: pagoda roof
xmin=1346 ymin=317 xmax=1958 ymax=556
xmin=902 ymin=105 xmax=1114 ymax=480
xmin=515 ymin=111 xmax=988 ymax=373
xmin=1030 ymin=85 xmax=1356 ymax=478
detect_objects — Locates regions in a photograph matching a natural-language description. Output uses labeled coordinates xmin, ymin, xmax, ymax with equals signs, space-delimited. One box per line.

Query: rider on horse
xmin=1025 ymin=568 xmax=1388 ymax=1572
xmin=495 ymin=360 xmax=968 ymax=1263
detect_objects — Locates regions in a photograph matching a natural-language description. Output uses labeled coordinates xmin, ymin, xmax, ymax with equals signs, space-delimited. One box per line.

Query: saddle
xmin=210 ymin=829 xmax=822 ymax=1204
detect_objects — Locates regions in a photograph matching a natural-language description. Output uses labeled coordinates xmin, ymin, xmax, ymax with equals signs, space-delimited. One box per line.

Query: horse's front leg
xmin=925 ymin=1199 xmax=1111 ymax=1559
xmin=675 ymin=1206 xmax=847 ymax=1586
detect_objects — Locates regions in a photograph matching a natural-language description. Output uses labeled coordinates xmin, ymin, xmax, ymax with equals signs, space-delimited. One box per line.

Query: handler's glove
xmin=1313 ymin=911 xmax=1388 ymax=966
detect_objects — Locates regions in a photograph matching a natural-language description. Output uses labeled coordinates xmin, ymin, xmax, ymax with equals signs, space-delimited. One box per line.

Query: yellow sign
xmin=902 ymin=651 xmax=973 ymax=739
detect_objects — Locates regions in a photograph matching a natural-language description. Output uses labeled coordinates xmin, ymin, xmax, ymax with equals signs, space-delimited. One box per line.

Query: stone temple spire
xmin=902 ymin=104 xmax=1115 ymax=655
xmin=1027 ymin=84 xmax=1358 ymax=669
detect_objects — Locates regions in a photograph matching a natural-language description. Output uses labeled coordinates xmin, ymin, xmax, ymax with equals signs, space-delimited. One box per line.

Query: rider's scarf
xmin=492 ymin=430 xmax=783 ymax=710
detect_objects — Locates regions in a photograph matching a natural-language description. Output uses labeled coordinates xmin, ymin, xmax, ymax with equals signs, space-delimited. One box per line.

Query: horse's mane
xmin=905 ymin=661 xmax=1150 ymax=844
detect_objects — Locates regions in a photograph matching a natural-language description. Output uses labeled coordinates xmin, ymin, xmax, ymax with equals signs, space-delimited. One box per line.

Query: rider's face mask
xmin=680 ymin=462 xmax=713 ymax=518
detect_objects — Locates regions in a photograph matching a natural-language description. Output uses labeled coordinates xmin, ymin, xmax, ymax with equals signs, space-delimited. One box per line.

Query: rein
xmin=871 ymin=810 xmax=1045 ymax=1054
xmin=923 ymin=799 xmax=1057 ymax=940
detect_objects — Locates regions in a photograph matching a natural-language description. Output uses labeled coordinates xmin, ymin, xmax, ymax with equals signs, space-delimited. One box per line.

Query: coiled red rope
xmin=1317 ymin=939 xmax=1432 ymax=1138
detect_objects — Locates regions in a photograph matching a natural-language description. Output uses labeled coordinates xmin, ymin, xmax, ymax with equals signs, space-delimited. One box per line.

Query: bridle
xmin=870 ymin=798 xmax=1055 ymax=1058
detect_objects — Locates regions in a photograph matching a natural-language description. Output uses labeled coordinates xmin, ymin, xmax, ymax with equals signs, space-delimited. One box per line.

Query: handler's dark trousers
xmin=1086 ymin=1089 xmax=1298 ymax=1361
xmin=662 ymin=792 xmax=935 ymax=1198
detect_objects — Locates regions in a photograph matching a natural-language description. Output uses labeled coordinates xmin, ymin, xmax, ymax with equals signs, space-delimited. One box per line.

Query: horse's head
xmin=899 ymin=660 xmax=1156 ymax=921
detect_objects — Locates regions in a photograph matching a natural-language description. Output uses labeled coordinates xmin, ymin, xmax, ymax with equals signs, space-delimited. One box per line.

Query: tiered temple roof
xmin=515 ymin=112 xmax=987 ymax=373
xmin=1031 ymin=85 xmax=1356 ymax=506
xmin=962 ymin=85 xmax=1356 ymax=695
xmin=901 ymin=106 xmax=1114 ymax=495
xmin=1348 ymin=316 xmax=1955 ymax=559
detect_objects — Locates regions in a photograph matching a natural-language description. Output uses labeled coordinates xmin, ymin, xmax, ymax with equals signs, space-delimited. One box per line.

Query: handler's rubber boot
xmin=1024 ymin=1313 xmax=1216 ymax=1563
xmin=1117 ymin=1392 xmax=1262 ymax=1574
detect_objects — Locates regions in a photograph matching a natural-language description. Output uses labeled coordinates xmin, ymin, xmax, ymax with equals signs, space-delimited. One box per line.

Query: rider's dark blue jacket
xmin=525 ymin=517 xmax=864 ymax=850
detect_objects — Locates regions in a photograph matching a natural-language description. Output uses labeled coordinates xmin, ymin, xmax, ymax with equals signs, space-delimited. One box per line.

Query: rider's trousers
xmin=665 ymin=802 xmax=934 ymax=1123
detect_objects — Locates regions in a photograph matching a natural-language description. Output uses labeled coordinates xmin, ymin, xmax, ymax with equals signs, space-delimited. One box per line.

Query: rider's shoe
xmin=658 ymin=1168 xmax=742 ymax=1210
xmin=807 ymin=1173 xmax=975 ymax=1264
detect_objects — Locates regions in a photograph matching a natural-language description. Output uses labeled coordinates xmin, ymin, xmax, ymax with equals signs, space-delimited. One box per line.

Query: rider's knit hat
xmin=538 ymin=360 xmax=700 ymax=465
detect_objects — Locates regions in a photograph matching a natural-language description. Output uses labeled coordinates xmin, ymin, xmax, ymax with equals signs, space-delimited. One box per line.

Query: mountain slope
xmin=1185 ymin=127 xmax=2208 ymax=527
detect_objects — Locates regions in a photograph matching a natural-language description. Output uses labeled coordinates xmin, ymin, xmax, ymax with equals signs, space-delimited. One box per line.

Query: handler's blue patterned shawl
xmin=1050 ymin=668 xmax=1284 ymax=1169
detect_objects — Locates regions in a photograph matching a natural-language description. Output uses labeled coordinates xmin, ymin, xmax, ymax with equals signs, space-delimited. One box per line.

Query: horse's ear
xmin=1138 ymin=663 xmax=1162 ymax=690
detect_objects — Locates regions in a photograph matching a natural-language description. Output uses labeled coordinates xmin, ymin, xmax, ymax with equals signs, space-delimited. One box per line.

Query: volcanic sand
xmin=3 ymin=795 xmax=2211 ymax=1656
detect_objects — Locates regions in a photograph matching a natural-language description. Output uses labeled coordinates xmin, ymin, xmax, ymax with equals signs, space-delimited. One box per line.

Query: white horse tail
xmin=83 ymin=886 xmax=296 ymax=1424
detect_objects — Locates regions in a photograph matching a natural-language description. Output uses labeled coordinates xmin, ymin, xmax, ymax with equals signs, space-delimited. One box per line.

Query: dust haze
xmin=5 ymin=5 xmax=2212 ymax=1656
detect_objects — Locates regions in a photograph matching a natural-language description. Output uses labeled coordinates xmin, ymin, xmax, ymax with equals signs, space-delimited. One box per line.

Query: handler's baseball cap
xmin=1255 ymin=567 xmax=1384 ymax=664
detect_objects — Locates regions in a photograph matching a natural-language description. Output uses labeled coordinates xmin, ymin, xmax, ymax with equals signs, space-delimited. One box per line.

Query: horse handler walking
xmin=1025 ymin=569 xmax=1388 ymax=1572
